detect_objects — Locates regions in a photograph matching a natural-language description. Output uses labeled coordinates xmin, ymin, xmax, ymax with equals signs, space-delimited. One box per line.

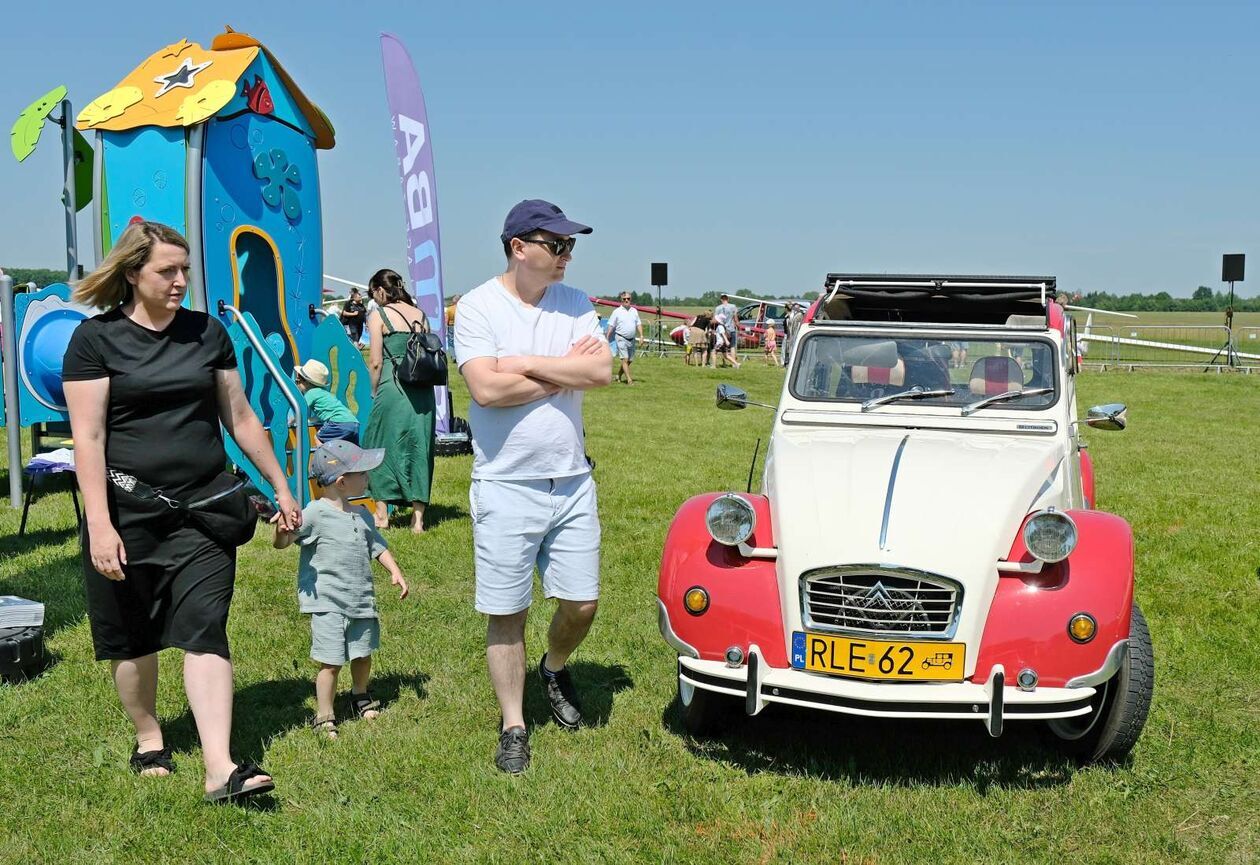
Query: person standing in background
xmin=339 ymin=287 xmax=367 ymax=345
xmin=715 ymin=293 xmax=739 ymax=359
xmin=362 ymin=269 xmax=436 ymax=534
xmin=604 ymin=292 xmax=643 ymax=384
xmin=783 ymin=302 xmax=804 ymax=367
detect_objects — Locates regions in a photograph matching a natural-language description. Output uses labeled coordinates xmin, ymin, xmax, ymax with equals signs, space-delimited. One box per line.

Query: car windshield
xmin=790 ymin=333 xmax=1058 ymax=410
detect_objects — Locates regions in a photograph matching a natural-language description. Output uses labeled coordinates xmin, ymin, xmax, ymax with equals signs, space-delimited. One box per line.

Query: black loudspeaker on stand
xmin=651 ymin=262 xmax=668 ymax=357
xmin=1222 ymin=254 xmax=1244 ymax=284
xmin=1206 ymin=253 xmax=1244 ymax=370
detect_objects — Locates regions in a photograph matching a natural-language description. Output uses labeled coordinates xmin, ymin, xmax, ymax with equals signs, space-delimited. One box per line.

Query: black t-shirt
xmin=63 ymin=307 xmax=238 ymax=502
xmin=340 ymin=299 xmax=366 ymax=338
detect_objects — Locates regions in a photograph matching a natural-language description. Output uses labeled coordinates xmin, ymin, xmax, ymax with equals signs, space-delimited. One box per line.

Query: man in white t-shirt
xmin=715 ymin=293 xmax=739 ymax=349
xmin=454 ymin=199 xmax=611 ymax=774
xmin=604 ymin=292 xmax=643 ymax=384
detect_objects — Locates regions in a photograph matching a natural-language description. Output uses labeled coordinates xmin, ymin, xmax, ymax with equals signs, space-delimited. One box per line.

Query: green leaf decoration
xmin=72 ymin=129 xmax=93 ymax=211
xmin=10 ymin=85 xmax=68 ymax=163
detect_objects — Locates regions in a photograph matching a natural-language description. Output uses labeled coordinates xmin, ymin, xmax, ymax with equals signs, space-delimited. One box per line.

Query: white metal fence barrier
xmin=1080 ymin=324 xmax=1260 ymax=369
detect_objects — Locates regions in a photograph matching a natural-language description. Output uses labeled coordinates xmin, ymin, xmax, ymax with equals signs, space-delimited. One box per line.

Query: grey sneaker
xmin=494 ymin=726 xmax=530 ymax=774
xmin=539 ymin=653 xmax=582 ymax=729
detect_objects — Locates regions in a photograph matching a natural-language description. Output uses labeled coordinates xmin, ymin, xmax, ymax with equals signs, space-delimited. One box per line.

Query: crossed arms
xmin=461 ymin=335 xmax=612 ymax=408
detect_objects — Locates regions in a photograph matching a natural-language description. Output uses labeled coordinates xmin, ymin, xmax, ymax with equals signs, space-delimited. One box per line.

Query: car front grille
xmin=801 ymin=568 xmax=961 ymax=638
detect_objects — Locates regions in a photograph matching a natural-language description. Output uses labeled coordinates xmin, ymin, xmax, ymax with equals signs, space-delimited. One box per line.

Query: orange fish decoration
xmin=241 ymin=75 xmax=274 ymax=115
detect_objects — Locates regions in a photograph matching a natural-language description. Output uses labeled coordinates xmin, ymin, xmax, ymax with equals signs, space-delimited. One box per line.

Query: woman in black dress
xmin=63 ymin=222 xmax=301 ymax=803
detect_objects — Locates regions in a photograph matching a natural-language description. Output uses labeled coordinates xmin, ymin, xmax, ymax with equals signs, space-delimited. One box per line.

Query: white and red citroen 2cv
xmin=658 ymin=274 xmax=1153 ymax=763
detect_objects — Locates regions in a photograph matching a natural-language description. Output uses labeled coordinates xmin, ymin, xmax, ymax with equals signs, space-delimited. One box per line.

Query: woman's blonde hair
xmin=72 ymin=221 xmax=190 ymax=309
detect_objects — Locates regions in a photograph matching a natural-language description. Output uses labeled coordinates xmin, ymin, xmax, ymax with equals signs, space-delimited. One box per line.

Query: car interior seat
xmin=842 ymin=356 xmax=906 ymax=397
xmin=968 ymin=356 xmax=1024 ymax=396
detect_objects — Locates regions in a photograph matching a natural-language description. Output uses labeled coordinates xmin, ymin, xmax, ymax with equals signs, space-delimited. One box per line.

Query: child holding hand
xmin=274 ymin=440 xmax=409 ymax=737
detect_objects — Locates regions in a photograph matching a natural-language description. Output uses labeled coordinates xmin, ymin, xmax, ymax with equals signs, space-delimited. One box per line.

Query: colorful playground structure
xmin=4 ymin=27 xmax=370 ymax=509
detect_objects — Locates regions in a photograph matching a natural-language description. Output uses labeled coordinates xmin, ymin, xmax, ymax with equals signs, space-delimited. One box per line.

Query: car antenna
xmin=746 ymin=438 xmax=761 ymax=493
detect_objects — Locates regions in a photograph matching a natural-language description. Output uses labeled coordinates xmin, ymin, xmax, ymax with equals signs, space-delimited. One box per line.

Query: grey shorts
xmin=309 ymin=612 xmax=379 ymax=665
xmin=470 ymin=473 xmax=601 ymax=615
xmin=614 ymin=335 xmax=636 ymax=360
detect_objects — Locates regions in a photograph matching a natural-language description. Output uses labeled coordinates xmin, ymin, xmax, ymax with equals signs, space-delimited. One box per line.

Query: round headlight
xmin=705 ymin=494 xmax=756 ymax=546
xmin=1023 ymin=508 xmax=1078 ymax=563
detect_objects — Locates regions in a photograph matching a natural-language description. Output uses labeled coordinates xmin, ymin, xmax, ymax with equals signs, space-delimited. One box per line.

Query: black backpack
xmin=384 ymin=310 xmax=448 ymax=388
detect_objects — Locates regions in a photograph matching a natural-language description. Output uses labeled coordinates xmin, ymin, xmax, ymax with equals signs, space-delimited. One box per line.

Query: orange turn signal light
xmin=1068 ymin=612 xmax=1097 ymax=643
xmin=684 ymin=586 xmax=709 ymax=616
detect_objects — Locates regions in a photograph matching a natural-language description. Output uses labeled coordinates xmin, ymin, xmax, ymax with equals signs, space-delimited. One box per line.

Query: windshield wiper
xmin=861 ymin=386 xmax=955 ymax=412
xmin=961 ymin=386 xmax=1054 ymax=416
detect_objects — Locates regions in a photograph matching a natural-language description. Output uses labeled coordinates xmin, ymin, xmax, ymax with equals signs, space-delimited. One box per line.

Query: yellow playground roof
xmin=75 ymin=26 xmax=335 ymax=149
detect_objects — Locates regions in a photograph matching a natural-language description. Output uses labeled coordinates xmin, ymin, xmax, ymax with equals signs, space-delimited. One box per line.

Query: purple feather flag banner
xmin=380 ymin=32 xmax=449 ymax=434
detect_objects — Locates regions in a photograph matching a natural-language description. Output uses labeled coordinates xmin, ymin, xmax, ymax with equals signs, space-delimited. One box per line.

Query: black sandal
xmin=349 ymin=691 xmax=381 ymax=719
xmin=311 ymin=713 xmax=339 ymax=738
xmin=129 ymin=746 xmax=175 ymax=775
xmin=203 ymin=762 xmax=275 ymax=804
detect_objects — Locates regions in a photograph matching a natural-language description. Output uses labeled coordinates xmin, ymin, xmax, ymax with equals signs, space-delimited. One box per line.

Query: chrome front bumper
xmin=679 ymin=647 xmax=1104 ymax=737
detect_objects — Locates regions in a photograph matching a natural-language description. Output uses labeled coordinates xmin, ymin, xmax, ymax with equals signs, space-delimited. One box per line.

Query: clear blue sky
xmin=2 ymin=1 xmax=1257 ymax=299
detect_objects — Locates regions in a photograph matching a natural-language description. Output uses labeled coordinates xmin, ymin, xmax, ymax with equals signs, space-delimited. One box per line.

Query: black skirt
xmin=82 ymin=501 xmax=236 ymax=661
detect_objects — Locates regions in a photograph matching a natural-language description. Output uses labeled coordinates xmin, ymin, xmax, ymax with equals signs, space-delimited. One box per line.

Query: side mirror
xmin=716 ymin=383 xmax=748 ymax=410
xmin=1085 ymin=403 xmax=1127 ymax=431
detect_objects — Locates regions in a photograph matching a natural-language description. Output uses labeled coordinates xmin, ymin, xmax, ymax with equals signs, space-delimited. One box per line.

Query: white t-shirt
xmin=607 ymin=306 xmax=641 ymax=339
xmin=454 ymin=278 xmax=603 ymax=480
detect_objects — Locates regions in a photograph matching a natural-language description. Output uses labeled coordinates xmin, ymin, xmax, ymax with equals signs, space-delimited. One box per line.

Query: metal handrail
xmin=1 ymin=275 xmax=21 ymax=507
xmin=216 ymin=301 xmax=306 ymax=503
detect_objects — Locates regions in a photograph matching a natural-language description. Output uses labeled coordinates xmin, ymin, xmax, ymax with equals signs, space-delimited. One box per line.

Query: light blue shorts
xmin=470 ymin=473 xmax=601 ymax=615
xmin=309 ymin=612 xmax=379 ymax=665
xmin=614 ymin=335 xmax=636 ymax=360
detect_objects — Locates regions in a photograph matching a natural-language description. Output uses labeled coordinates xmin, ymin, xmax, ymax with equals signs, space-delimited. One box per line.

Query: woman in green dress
xmin=363 ymin=269 xmax=436 ymax=533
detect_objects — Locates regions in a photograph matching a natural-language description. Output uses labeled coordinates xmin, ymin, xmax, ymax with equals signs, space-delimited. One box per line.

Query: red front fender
xmin=974 ymin=509 xmax=1134 ymax=686
xmin=1080 ymin=450 xmax=1096 ymax=508
xmin=657 ymin=493 xmax=787 ymax=666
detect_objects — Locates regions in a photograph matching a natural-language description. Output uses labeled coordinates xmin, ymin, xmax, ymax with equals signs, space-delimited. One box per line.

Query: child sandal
xmin=349 ymin=691 xmax=381 ymax=720
xmin=311 ymin=713 xmax=339 ymax=738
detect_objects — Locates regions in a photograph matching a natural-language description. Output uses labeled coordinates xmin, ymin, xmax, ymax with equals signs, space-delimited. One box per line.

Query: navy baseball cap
xmin=309 ymin=439 xmax=385 ymax=485
xmin=500 ymin=199 xmax=593 ymax=243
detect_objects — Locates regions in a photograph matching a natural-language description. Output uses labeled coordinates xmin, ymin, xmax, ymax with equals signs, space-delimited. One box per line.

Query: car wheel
xmin=1043 ymin=603 xmax=1154 ymax=763
xmin=678 ymin=676 xmax=736 ymax=737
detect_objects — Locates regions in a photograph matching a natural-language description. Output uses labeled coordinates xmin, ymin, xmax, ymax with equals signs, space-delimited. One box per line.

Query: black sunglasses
xmin=519 ymin=236 xmax=577 ymax=257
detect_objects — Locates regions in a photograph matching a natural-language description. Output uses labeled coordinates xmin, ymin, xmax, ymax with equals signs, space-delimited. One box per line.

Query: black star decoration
xmin=153 ymin=57 xmax=212 ymax=98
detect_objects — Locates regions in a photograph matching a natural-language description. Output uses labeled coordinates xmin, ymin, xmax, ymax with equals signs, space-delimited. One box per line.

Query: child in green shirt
xmin=294 ymin=359 xmax=360 ymax=444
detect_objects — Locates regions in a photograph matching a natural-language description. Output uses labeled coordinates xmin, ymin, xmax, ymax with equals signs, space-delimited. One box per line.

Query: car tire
xmin=678 ymin=676 xmax=736 ymax=737
xmin=1043 ymin=603 xmax=1154 ymax=763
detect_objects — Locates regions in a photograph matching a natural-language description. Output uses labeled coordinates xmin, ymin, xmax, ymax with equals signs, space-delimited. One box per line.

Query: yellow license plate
xmin=791 ymin=631 xmax=965 ymax=682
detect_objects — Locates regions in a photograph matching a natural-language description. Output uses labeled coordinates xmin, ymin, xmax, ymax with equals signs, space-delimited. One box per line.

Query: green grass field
xmin=0 ymin=361 xmax=1256 ymax=863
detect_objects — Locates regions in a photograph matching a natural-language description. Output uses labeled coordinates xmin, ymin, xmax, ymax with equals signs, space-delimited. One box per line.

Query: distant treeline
xmin=7 ymin=269 xmax=1254 ymax=313
xmin=1078 ymin=287 xmax=1260 ymax=312
xmin=0 ymin=268 xmax=69 ymax=288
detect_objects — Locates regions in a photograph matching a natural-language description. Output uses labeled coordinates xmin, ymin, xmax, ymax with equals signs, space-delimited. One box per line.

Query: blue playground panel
xmin=12 ymin=283 xmax=93 ymax=426
xmin=101 ymin=126 xmax=188 ymax=242
xmin=203 ymin=113 xmax=323 ymax=369
xmin=221 ymin=311 xmax=308 ymax=505
xmin=308 ymin=315 xmax=373 ymax=427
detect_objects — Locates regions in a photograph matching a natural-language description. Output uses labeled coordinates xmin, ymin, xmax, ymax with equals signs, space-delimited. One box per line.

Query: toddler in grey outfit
xmin=274 ymin=440 xmax=409 ymax=737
